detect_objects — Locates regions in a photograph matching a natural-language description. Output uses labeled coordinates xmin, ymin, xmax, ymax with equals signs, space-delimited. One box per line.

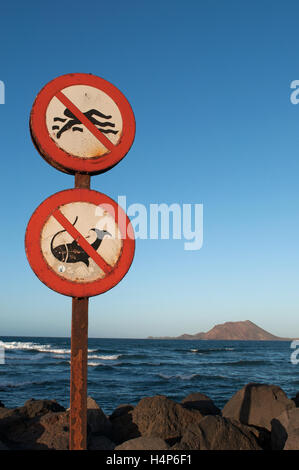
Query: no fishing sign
xmin=25 ymin=189 xmax=135 ymax=298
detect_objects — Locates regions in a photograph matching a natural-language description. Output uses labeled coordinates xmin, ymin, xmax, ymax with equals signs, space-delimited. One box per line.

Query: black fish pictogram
xmin=52 ymin=108 xmax=119 ymax=139
xmin=51 ymin=216 xmax=112 ymax=267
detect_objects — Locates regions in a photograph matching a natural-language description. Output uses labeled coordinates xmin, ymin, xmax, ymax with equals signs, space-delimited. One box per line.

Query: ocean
xmin=0 ymin=336 xmax=297 ymax=414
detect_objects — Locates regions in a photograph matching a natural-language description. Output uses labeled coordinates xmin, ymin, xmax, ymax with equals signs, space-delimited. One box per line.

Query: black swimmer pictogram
xmin=52 ymin=108 xmax=119 ymax=139
xmin=51 ymin=216 xmax=112 ymax=267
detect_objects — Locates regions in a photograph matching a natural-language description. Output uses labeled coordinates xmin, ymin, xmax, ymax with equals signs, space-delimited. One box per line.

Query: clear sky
xmin=0 ymin=0 xmax=299 ymax=338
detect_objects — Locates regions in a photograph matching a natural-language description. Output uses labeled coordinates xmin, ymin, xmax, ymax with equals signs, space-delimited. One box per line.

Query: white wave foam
xmin=88 ymin=354 xmax=121 ymax=360
xmin=0 ymin=340 xmax=69 ymax=354
xmin=42 ymin=348 xmax=71 ymax=354
xmin=158 ymin=373 xmax=198 ymax=380
xmin=0 ymin=340 xmax=97 ymax=355
xmin=0 ymin=379 xmax=51 ymax=388
xmin=0 ymin=341 xmax=38 ymax=350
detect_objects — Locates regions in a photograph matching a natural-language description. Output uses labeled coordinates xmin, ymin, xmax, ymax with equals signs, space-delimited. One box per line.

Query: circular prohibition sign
xmin=25 ymin=189 xmax=135 ymax=297
xmin=30 ymin=73 xmax=136 ymax=175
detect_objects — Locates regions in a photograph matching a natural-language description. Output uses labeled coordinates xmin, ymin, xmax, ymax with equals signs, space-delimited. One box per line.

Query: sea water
xmin=0 ymin=336 xmax=297 ymax=414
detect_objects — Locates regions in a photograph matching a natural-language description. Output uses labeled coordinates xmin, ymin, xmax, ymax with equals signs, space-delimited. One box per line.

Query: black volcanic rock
xmin=292 ymin=392 xmax=299 ymax=407
xmin=110 ymin=404 xmax=134 ymax=420
xmin=222 ymin=383 xmax=295 ymax=431
xmin=131 ymin=395 xmax=205 ymax=443
xmin=271 ymin=408 xmax=299 ymax=450
xmin=32 ymin=411 xmax=69 ymax=450
xmin=87 ymin=397 xmax=112 ymax=437
xmin=21 ymin=399 xmax=65 ymax=418
xmin=172 ymin=415 xmax=262 ymax=450
xmin=0 ymin=386 xmax=298 ymax=450
xmin=115 ymin=436 xmax=170 ymax=450
xmin=181 ymin=393 xmax=220 ymax=415
xmin=110 ymin=407 xmax=140 ymax=445
xmin=88 ymin=435 xmax=115 ymax=450
xmin=0 ymin=405 xmax=69 ymax=450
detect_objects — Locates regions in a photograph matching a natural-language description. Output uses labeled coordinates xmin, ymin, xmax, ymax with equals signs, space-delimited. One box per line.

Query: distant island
xmin=147 ymin=320 xmax=293 ymax=341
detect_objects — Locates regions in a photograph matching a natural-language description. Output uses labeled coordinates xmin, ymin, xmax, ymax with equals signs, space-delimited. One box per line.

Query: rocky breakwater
xmin=0 ymin=383 xmax=298 ymax=450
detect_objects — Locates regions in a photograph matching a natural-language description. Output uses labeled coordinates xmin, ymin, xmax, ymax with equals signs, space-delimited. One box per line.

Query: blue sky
xmin=0 ymin=0 xmax=299 ymax=338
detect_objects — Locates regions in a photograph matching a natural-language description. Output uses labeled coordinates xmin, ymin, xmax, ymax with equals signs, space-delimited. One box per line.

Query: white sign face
xmin=41 ymin=202 xmax=122 ymax=283
xmin=46 ymin=85 xmax=123 ymax=158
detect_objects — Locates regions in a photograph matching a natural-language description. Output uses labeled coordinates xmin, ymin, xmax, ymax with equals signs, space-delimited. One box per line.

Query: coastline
xmin=0 ymin=382 xmax=298 ymax=450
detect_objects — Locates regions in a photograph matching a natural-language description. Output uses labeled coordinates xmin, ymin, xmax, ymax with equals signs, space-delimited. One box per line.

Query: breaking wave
xmin=0 ymin=340 xmax=97 ymax=355
xmin=157 ymin=372 xmax=228 ymax=381
xmin=88 ymin=354 xmax=121 ymax=360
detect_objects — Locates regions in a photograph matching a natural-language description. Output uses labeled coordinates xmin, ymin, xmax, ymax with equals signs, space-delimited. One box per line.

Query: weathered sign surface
xmin=30 ymin=73 xmax=135 ymax=174
xmin=25 ymin=189 xmax=135 ymax=297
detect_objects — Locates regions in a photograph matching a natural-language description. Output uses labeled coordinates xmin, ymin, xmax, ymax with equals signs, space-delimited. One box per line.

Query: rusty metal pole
xmin=70 ymin=297 xmax=88 ymax=450
xmin=75 ymin=173 xmax=91 ymax=190
xmin=70 ymin=173 xmax=91 ymax=450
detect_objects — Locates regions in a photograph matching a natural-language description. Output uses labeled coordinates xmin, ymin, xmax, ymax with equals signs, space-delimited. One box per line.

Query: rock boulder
xmin=271 ymin=408 xmax=299 ymax=450
xmin=292 ymin=392 xmax=299 ymax=407
xmin=0 ymin=403 xmax=69 ymax=450
xmin=181 ymin=392 xmax=220 ymax=415
xmin=87 ymin=397 xmax=112 ymax=437
xmin=34 ymin=411 xmax=69 ymax=450
xmin=222 ymin=383 xmax=295 ymax=430
xmin=115 ymin=436 xmax=170 ymax=450
xmin=110 ymin=404 xmax=134 ymax=420
xmin=110 ymin=407 xmax=140 ymax=445
xmin=172 ymin=415 xmax=262 ymax=450
xmin=88 ymin=435 xmax=115 ymax=450
xmin=21 ymin=399 xmax=65 ymax=418
xmin=131 ymin=395 xmax=205 ymax=443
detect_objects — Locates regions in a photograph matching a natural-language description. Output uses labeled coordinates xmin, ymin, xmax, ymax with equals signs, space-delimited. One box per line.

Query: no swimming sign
xmin=30 ymin=73 xmax=136 ymax=174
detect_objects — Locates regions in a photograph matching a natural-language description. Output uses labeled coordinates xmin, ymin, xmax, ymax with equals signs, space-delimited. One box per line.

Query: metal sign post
xmin=70 ymin=173 xmax=90 ymax=450
xmin=70 ymin=296 xmax=88 ymax=450
xmin=25 ymin=74 xmax=136 ymax=450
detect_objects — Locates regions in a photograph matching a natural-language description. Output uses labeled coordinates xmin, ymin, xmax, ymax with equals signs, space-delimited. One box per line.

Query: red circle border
xmin=25 ymin=189 xmax=135 ymax=297
xmin=30 ymin=74 xmax=136 ymax=175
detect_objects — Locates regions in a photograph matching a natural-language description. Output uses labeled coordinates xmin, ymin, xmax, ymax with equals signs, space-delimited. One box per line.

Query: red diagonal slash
xmin=55 ymin=90 xmax=115 ymax=152
xmin=52 ymin=208 xmax=113 ymax=275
